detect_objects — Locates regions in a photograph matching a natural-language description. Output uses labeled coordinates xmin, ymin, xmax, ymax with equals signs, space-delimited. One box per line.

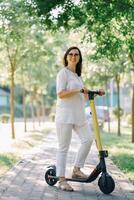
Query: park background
xmin=0 ymin=0 xmax=134 ymax=185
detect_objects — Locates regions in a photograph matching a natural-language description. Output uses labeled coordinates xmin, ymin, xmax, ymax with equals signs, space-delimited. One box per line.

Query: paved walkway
xmin=0 ymin=126 xmax=134 ymax=200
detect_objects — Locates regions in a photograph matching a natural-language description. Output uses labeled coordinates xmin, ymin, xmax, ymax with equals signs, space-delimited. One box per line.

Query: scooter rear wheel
xmin=98 ymin=172 xmax=115 ymax=194
xmin=45 ymin=167 xmax=57 ymax=186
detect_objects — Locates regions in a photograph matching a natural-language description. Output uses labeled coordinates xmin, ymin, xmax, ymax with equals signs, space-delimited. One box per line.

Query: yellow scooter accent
xmin=90 ymin=100 xmax=103 ymax=151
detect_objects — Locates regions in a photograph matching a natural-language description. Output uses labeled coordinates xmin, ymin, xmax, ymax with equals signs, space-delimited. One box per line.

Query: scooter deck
xmin=66 ymin=177 xmax=88 ymax=183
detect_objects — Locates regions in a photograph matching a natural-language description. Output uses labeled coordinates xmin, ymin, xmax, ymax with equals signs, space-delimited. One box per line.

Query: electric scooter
xmin=45 ymin=90 xmax=115 ymax=194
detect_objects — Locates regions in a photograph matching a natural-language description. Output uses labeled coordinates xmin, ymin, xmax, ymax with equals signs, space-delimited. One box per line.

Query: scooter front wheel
xmin=45 ymin=167 xmax=57 ymax=186
xmin=98 ymin=172 xmax=115 ymax=194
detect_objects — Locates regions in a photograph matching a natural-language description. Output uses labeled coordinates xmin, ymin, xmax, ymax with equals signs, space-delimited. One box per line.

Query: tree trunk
xmin=129 ymin=53 xmax=134 ymax=143
xmin=115 ymin=74 xmax=121 ymax=136
xmin=30 ymin=91 xmax=35 ymax=129
xmin=132 ymin=83 xmax=134 ymax=143
xmin=22 ymin=87 xmax=27 ymax=132
xmin=10 ymin=67 xmax=15 ymax=139
xmin=105 ymin=81 xmax=111 ymax=133
xmin=6 ymin=42 xmax=17 ymax=139
xmin=40 ymin=92 xmax=45 ymax=122
xmin=33 ymin=89 xmax=41 ymax=126
xmin=36 ymin=100 xmax=41 ymax=126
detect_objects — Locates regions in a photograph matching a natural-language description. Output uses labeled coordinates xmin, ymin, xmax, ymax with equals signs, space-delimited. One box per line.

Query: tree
xmin=34 ymin=0 xmax=134 ymax=142
xmin=0 ymin=0 xmax=38 ymax=138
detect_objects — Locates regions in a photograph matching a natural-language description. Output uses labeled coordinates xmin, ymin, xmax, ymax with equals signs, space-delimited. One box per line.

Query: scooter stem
xmin=90 ymin=100 xmax=103 ymax=151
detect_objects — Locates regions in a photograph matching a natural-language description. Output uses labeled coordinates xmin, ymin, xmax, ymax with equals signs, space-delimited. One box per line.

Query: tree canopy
xmin=34 ymin=0 xmax=133 ymax=60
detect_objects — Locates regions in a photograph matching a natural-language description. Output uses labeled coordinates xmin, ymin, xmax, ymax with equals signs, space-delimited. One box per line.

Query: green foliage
xmin=113 ymin=107 xmax=124 ymax=118
xmin=34 ymin=0 xmax=134 ymax=61
xmin=0 ymin=0 xmax=34 ymax=43
xmin=34 ymin=0 xmax=65 ymax=16
xmin=112 ymin=153 xmax=134 ymax=173
xmin=101 ymin=131 xmax=134 ymax=184
xmin=0 ymin=113 xmax=10 ymax=123
xmin=0 ymin=0 xmax=133 ymax=117
xmin=0 ymin=153 xmax=19 ymax=168
xmin=0 ymin=0 xmax=66 ymax=112
xmin=34 ymin=0 xmax=81 ymax=30
xmin=126 ymin=114 xmax=132 ymax=125
xmin=84 ymin=1 xmax=133 ymax=60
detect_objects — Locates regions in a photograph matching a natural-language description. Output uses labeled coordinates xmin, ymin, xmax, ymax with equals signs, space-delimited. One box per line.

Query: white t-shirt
xmin=55 ymin=67 xmax=87 ymax=125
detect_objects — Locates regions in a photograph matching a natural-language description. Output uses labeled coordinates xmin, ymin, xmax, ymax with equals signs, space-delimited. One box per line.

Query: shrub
xmin=126 ymin=114 xmax=132 ymax=125
xmin=113 ymin=107 xmax=124 ymax=118
xmin=0 ymin=113 xmax=10 ymax=123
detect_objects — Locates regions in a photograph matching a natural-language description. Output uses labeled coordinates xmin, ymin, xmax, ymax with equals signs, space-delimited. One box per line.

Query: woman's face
xmin=66 ymin=49 xmax=80 ymax=66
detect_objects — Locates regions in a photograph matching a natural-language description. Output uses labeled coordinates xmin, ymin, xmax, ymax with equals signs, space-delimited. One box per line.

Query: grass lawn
xmin=101 ymin=125 xmax=134 ymax=185
xmin=0 ymin=153 xmax=20 ymax=176
xmin=0 ymin=123 xmax=54 ymax=177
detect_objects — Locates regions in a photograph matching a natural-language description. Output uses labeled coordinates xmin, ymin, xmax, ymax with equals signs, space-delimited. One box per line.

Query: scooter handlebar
xmin=80 ymin=89 xmax=105 ymax=96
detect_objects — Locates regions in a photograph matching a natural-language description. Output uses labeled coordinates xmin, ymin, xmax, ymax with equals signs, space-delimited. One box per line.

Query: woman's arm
xmin=58 ymin=89 xmax=80 ymax=99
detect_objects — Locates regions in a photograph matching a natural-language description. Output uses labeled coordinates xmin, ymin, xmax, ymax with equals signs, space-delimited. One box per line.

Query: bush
xmin=113 ymin=107 xmax=124 ymax=118
xmin=126 ymin=114 xmax=132 ymax=125
xmin=0 ymin=113 xmax=10 ymax=123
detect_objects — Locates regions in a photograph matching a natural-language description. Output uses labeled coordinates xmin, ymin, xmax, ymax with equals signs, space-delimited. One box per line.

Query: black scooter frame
xmin=45 ymin=90 xmax=115 ymax=194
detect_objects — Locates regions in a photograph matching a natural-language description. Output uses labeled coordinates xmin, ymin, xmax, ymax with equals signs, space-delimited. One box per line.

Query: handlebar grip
xmin=80 ymin=89 xmax=105 ymax=96
xmin=99 ymin=91 xmax=105 ymax=96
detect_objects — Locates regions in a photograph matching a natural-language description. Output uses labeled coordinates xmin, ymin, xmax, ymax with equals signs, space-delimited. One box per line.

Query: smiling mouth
xmin=70 ymin=59 xmax=76 ymax=62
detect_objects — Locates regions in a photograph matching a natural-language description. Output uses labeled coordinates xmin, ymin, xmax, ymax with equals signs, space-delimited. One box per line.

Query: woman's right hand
xmin=98 ymin=89 xmax=105 ymax=96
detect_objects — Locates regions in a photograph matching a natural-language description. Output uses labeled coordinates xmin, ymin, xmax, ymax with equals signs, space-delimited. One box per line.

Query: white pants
xmin=56 ymin=122 xmax=93 ymax=177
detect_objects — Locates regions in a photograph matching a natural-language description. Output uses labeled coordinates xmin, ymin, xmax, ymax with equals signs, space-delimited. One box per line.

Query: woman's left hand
xmin=83 ymin=87 xmax=89 ymax=94
xmin=82 ymin=87 xmax=89 ymax=100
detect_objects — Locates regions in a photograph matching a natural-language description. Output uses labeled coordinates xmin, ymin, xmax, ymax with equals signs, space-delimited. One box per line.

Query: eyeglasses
xmin=68 ymin=53 xmax=79 ymax=57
